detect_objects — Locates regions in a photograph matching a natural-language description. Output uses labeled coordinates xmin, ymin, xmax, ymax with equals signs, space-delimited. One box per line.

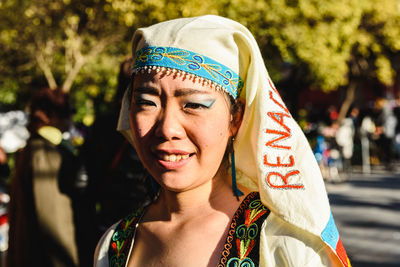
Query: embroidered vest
xmin=109 ymin=192 xmax=270 ymax=267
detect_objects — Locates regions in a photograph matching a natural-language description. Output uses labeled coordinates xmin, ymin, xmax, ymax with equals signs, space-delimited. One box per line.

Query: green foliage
xmin=0 ymin=0 xmax=221 ymax=122
xmin=0 ymin=78 xmax=18 ymax=108
xmin=219 ymin=0 xmax=365 ymax=91
xmin=220 ymin=0 xmax=400 ymax=92
xmin=0 ymin=0 xmax=131 ymax=120
xmin=0 ymin=0 xmax=399 ymax=122
xmin=351 ymin=0 xmax=400 ymax=86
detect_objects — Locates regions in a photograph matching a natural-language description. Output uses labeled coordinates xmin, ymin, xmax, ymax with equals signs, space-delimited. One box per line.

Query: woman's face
xmin=130 ymin=71 xmax=235 ymax=192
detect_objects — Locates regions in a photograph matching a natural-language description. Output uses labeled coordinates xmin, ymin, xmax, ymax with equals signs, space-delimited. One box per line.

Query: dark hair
xmin=222 ymin=94 xmax=244 ymax=168
xmin=115 ymin=58 xmax=134 ymax=105
xmin=27 ymin=88 xmax=72 ymax=133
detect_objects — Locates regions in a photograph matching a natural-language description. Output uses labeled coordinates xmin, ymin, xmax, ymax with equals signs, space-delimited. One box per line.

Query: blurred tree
xmin=339 ymin=0 xmax=400 ymax=121
xmin=0 ymin=0 xmax=126 ymax=120
xmin=0 ymin=0 xmax=399 ymax=123
xmin=0 ymin=0 xmax=219 ymax=122
xmin=219 ymin=0 xmax=400 ymax=121
xmin=220 ymin=0 xmax=363 ymax=89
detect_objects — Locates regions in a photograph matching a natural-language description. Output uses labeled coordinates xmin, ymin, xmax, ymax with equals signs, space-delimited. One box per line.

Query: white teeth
xmin=163 ymin=154 xmax=189 ymax=162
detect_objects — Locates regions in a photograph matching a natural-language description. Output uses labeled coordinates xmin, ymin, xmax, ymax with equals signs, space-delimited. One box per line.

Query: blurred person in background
xmin=373 ymin=97 xmax=398 ymax=169
xmin=0 ymin=144 xmax=10 ymax=210
xmin=0 ymin=146 xmax=10 ymax=186
xmin=360 ymin=108 xmax=376 ymax=173
xmin=7 ymin=88 xmax=79 ymax=267
xmin=0 ymin=145 xmax=9 ymax=266
xmin=327 ymin=105 xmax=339 ymax=123
xmin=394 ymin=94 xmax=400 ymax=160
xmin=335 ymin=106 xmax=360 ymax=175
xmin=319 ymin=121 xmax=342 ymax=181
xmin=336 ymin=117 xmax=355 ymax=174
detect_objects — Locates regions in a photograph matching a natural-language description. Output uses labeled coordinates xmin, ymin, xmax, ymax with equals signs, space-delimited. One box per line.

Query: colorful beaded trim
xmin=133 ymin=46 xmax=243 ymax=99
xmin=218 ymin=192 xmax=270 ymax=267
xmin=108 ymin=192 xmax=269 ymax=267
xmin=108 ymin=207 xmax=144 ymax=267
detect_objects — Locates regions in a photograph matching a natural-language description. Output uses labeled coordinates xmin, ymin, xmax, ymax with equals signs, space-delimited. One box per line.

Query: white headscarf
xmin=118 ymin=15 xmax=350 ymax=267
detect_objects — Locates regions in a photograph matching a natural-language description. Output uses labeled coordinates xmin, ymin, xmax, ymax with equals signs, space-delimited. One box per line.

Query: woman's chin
xmin=158 ymin=182 xmax=194 ymax=193
xmin=156 ymin=178 xmax=208 ymax=194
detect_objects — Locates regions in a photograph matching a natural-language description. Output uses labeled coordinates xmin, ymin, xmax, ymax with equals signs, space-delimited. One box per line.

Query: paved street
xmin=325 ymin=167 xmax=400 ymax=267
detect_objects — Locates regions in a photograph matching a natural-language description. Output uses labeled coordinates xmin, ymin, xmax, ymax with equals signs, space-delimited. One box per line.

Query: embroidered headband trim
xmin=132 ymin=46 xmax=243 ymax=98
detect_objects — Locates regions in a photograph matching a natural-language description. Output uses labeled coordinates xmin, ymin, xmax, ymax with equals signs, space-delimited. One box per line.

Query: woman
xmin=95 ymin=15 xmax=350 ymax=266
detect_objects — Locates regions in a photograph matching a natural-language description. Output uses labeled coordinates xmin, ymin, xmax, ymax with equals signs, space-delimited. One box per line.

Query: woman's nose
xmin=155 ymin=106 xmax=185 ymax=140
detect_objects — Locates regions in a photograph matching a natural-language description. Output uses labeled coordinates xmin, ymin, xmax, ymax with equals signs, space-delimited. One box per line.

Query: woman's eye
xmin=184 ymin=99 xmax=215 ymax=110
xmin=134 ymin=97 xmax=156 ymax=107
xmin=184 ymin=102 xmax=208 ymax=109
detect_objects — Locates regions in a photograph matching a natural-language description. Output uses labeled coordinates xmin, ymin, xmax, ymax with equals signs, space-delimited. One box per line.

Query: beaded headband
xmin=132 ymin=46 xmax=243 ymax=99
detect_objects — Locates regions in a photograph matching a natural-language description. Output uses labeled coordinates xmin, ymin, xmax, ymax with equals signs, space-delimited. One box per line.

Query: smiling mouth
xmin=162 ymin=154 xmax=190 ymax=162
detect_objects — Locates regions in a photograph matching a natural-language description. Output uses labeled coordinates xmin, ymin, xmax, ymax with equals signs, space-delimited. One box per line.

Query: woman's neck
xmin=147 ymin=170 xmax=244 ymax=224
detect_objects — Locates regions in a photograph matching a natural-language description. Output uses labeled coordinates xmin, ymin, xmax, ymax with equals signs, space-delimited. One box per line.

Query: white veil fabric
xmin=117 ymin=15 xmax=350 ymax=266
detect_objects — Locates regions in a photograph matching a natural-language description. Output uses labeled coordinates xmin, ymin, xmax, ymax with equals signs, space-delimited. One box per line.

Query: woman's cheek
xmin=204 ymin=128 xmax=229 ymax=148
xmin=133 ymin=116 xmax=151 ymax=138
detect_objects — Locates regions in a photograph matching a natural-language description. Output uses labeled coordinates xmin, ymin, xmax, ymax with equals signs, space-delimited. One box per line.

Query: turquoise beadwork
xmin=133 ymin=46 xmax=243 ymax=99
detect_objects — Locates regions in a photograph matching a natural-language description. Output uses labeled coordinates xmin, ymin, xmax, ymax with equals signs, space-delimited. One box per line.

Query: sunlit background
xmin=0 ymin=0 xmax=399 ymax=266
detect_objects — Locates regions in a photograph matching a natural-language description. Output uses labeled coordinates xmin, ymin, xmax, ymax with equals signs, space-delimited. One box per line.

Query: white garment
xmin=94 ymin=213 xmax=342 ymax=267
xmin=115 ymin=15 xmax=349 ymax=266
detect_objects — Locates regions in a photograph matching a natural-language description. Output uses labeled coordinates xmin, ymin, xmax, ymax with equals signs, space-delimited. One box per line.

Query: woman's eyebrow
xmin=175 ymin=88 xmax=212 ymax=97
xmin=133 ymin=87 xmax=159 ymax=95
